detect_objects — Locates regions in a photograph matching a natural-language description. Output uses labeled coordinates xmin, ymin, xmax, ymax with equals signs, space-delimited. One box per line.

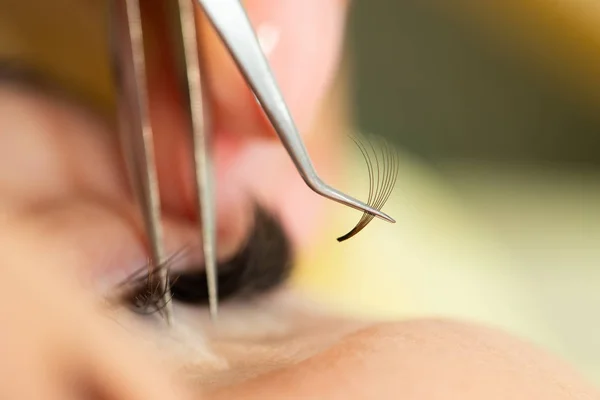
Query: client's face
xmin=0 ymin=69 xmax=357 ymax=388
xmin=0 ymin=69 xmax=597 ymax=400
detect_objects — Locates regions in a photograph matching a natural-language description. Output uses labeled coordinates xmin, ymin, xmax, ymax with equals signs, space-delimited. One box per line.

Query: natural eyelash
xmin=111 ymin=250 xmax=188 ymax=316
xmin=127 ymin=268 xmax=177 ymax=316
xmin=337 ymin=135 xmax=399 ymax=242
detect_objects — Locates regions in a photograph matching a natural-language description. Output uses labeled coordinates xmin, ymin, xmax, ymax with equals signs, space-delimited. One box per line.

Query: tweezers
xmin=109 ymin=0 xmax=395 ymax=324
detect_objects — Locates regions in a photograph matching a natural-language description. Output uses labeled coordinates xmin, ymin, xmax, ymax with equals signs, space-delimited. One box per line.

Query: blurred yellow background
xmin=299 ymin=0 xmax=600 ymax=384
xmin=1 ymin=0 xmax=599 ymax=385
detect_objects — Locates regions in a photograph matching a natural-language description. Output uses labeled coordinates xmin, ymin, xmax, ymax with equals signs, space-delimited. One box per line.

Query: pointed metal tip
xmin=160 ymin=302 xmax=174 ymax=326
xmin=206 ymin=260 xmax=219 ymax=322
xmin=356 ymin=199 xmax=395 ymax=223
xmin=209 ymin=300 xmax=218 ymax=321
xmin=312 ymin=182 xmax=396 ymax=224
xmin=372 ymin=209 xmax=395 ymax=224
xmin=205 ymin=247 xmax=219 ymax=323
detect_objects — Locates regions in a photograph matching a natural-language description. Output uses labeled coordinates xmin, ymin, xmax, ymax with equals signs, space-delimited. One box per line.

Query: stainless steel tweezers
xmin=108 ymin=0 xmax=395 ymax=324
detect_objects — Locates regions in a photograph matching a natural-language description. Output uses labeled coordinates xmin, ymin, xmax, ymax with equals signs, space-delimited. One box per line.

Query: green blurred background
xmin=346 ymin=0 xmax=600 ymax=383
xmin=349 ymin=1 xmax=600 ymax=165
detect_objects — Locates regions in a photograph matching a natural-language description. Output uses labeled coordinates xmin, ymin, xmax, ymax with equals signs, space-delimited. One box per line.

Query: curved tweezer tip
xmin=197 ymin=0 xmax=395 ymax=224
xmin=315 ymin=182 xmax=396 ymax=224
xmin=377 ymin=211 xmax=396 ymax=224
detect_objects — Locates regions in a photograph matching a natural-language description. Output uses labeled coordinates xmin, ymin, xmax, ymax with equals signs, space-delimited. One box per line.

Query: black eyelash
xmin=126 ymin=268 xmax=176 ymax=316
xmin=337 ymin=135 xmax=400 ymax=242
xmin=109 ymin=204 xmax=292 ymax=313
xmin=113 ymin=252 xmax=185 ymax=316
xmin=170 ymin=205 xmax=293 ymax=304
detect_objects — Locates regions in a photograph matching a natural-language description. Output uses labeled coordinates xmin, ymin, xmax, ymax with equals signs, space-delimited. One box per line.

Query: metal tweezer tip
xmin=197 ymin=0 xmax=396 ymax=223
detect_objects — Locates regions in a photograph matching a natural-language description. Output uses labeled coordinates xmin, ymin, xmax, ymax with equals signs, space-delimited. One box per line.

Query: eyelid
xmin=108 ymin=245 xmax=202 ymax=315
xmin=17 ymin=197 xmax=204 ymax=296
xmin=96 ymin=213 xmax=205 ymax=293
xmin=1 ymin=82 xmax=294 ymax=318
xmin=170 ymin=205 xmax=294 ymax=306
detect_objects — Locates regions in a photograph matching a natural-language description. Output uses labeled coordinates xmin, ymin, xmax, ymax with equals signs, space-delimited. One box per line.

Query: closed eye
xmin=113 ymin=204 xmax=294 ymax=317
xmin=0 ymin=62 xmax=296 ymax=322
xmin=170 ymin=204 xmax=293 ymax=305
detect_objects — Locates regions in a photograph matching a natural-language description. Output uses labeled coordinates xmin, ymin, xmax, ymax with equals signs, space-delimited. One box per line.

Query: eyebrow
xmin=170 ymin=203 xmax=294 ymax=304
xmin=0 ymin=59 xmax=106 ymax=119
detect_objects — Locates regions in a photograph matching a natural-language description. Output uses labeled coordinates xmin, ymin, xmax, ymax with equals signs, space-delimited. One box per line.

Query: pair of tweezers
xmin=109 ymin=0 xmax=395 ymax=324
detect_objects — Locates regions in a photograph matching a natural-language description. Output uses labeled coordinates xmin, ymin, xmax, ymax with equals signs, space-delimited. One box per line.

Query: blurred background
xmin=340 ymin=0 xmax=600 ymax=384
xmin=1 ymin=0 xmax=598 ymax=386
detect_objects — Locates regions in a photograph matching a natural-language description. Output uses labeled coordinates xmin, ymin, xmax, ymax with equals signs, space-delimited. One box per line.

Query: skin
xmin=0 ymin=1 xmax=598 ymax=398
xmin=136 ymin=0 xmax=349 ymax=252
